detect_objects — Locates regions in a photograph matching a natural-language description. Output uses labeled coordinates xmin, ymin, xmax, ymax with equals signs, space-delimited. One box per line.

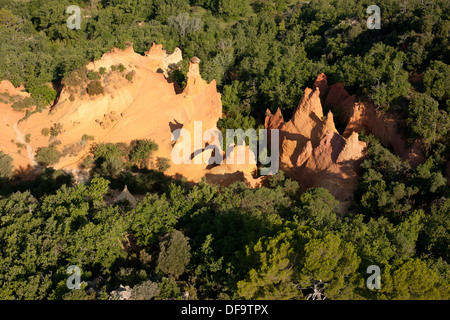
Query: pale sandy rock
xmin=145 ymin=42 xmax=183 ymax=76
xmin=265 ymin=82 xmax=366 ymax=206
xmin=296 ymin=140 xmax=313 ymax=167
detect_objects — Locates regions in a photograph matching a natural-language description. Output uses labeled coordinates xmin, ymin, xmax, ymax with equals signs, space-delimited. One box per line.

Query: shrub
xmin=130 ymin=139 xmax=158 ymax=165
xmin=81 ymin=134 xmax=95 ymax=145
xmin=36 ymin=146 xmax=62 ymax=166
xmin=156 ymin=277 xmax=180 ymax=300
xmin=81 ymin=155 xmax=94 ymax=169
xmin=0 ymin=151 xmax=13 ymax=179
xmin=87 ymin=80 xmax=104 ymax=96
xmin=11 ymin=97 xmax=33 ymax=111
xmin=131 ymin=281 xmax=160 ymax=300
xmin=99 ymin=67 xmax=107 ymax=76
xmin=50 ymin=123 xmax=63 ymax=136
xmin=156 ymin=157 xmax=171 ymax=172
xmin=94 ymin=143 xmax=127 ymax=164
xmin=28 ymin=84 xmax=57 ymax=108
xmin=100 ymin=157 xmax=123 ymax=177
xmin=25 ymin=134 xmax=31 ymax=143
xmin=87 ymin=71 xmax=100 ymax=81
xmin=41 ymin=128 xmax=50 ymax=136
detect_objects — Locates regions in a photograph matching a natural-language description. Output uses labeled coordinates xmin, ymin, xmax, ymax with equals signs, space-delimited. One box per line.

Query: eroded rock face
xmin=265 ymin=75 xmax=367 ymax=208
xmin=326 ymin=84 xmax=425 ymax=167
xmin=299 ymin=131 xmax=366 ymax=209
xmin=313 ymin=73 xmax=329 ymax=99
xmin=325 ymin=83 xmax=354 ymax=111
xmin=0 ymin=80 xmax=32 ymax=169
xmin=2 ymin=44 xmax=259 ymax=187
xmin=276 ymin=86 xmax=339 ymax=170
xmin=265 ymin=108 xmax=284 ymax=130
xmin=109 ymin=285 xmax=132 ymax=300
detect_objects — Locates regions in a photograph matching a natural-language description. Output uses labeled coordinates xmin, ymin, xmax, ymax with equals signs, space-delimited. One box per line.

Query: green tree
xmin=157 ymin=230 xmax=191 ymax=279
xmin=87 ymin=80 xmax=105 ymax=96
xmin=407 ymin=93 xmax=449 ymax=146
xmin=130 ymin=193 xmax=179 ymax=246
xmin=360 ymin=43 xmax=410 ymax=109
xmin=237 ymin=226 xmax=310 ymax=300
xmin=292 ymin=188 xmax=339 ymax=232
xmin=378 ymin=259 xmax=443 ymax=300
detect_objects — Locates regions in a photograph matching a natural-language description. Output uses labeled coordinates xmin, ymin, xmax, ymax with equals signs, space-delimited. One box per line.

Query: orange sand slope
xmin=1 ymin=44 xmax=259 ymax=186
xmin=0 ymin=80 xmax=30 ymax=169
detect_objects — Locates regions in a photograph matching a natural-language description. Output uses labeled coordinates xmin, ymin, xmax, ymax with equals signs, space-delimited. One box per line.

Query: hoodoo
xmin=265 ymin=75 xmax=368 ymax=209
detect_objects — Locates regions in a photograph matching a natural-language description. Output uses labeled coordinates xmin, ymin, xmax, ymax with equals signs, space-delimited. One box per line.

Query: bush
xmin=11 ymin=97 xmax=33 ymax=111
xmin=156 ymin=277 xmax=180 ymax=300
xmin=131 ymin=281 xmax=160 ymax=300
xmin=94 ymin=143 xmax=127 ymax=165
xmin=423 ymin=61 xmax=450 ymax=101
xmin=87 ymin=71 xmax=100 ymax=81
xmin=99 ymin=67 xmax=107 ymax=76
xmin=81 ymin=134 xmax=95 ymax=145
xmin=41 ymin=128 xmax=50 ymax=136
xmin=130 ymin=139 xmax=158 ymax=166
xmin=28 ymin=84 xmax=57 ymax=109
xmin=25 ymin=134 xmax=31 ymax=143
xmin=0 ymin=151 xmax=13 ymax=179
xmin=81 ymin=155 xmax=94 ymax=169
xmin=50 ymin=123 xmax=63 ymax=137
xmin=36 ymin=146 xmax=62 ymax=166
xmin=125 ymin=71 xmax=135 ymax=82
xmin=156 ymin=157 xmax=171 ymax=172
xmin=157 ymin=230 xmax=191 ymax=279
xmin=87 ymin=81 xmax=105 ymax=96
xmin=100 ymin=157 xmax=124 ymax=177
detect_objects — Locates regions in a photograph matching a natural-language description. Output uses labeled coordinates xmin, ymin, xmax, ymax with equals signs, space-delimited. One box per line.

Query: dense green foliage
xmin=35 ymin=146 xmax=62 ymax=166
xmin=0 ymin=0 xmax=449 ymax=300
xmin=0 ymin=164 xmax=447 ymax=300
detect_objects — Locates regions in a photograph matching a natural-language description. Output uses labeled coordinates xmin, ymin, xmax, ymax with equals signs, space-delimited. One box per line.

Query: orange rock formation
xmin=265 ymin=78 xmax=367 ymax=209
xmin=323 ymin=79 xmax=424 ymax=166
xmin=1 ymin=45 xmax=261 ymax=187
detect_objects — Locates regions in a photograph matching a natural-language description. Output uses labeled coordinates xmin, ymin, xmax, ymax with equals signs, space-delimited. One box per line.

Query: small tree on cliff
xmin=87 ymin=80 xmax=104 ymax=96
xmin=129 ymin=139 xmax=158 ymax=168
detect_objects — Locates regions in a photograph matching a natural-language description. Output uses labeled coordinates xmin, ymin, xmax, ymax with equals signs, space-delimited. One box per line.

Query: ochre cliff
xmin=265 ymin=78 xmax=367 ymax=209
xmin=1 ymin=45 xmax=260 ymax=187
xmin=324 ymin=79 xmax=424 ymax=167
